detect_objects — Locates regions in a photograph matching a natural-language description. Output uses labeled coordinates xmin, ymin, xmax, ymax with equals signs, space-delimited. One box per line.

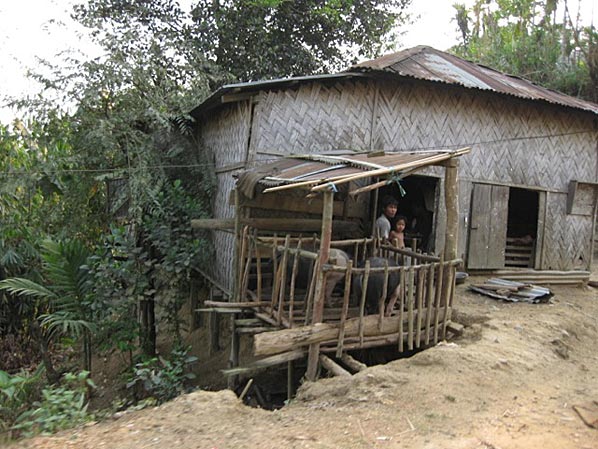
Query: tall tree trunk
xmin=31 ymin=320 xmax=59 ymax=384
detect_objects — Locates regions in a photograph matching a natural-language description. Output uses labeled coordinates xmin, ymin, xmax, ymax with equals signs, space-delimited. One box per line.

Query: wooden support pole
xmin=306 ymin=190 xmax=334 ymax=381
xmin=340 ymin=353 xmax=367 ymax=373
xmin=319 ymin=354 xmax=351 ymax=377
xmin=443 ymin=159 xmax=459 ymax=261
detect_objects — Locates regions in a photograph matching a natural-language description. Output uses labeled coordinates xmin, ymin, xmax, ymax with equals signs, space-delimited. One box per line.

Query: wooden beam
xmin=191 ymin=217 xmax=360 ymax=234
xmin=443 ymin=159 xmax=459 ymax=261
xmin=319 ymin=355 xmax=351 ymax=377
xmin=254 ymin=309 xmax=433 ymax=356
xmin=222 ymin=349 xmax=306 ymax=377
xmin=340 ymin=353 xmax=367 ymax=373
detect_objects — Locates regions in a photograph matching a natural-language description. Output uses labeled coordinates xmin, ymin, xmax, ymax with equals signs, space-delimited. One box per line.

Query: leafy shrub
xmin=11 ymin=371 xmax=95 ymax=437
xmin=126 ymin=347 xmax=197 ymax=404
xmin=0 ymin=367 xmax=44 ymax=437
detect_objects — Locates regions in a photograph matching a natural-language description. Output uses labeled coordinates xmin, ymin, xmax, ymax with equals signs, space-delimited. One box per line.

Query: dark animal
xmin=277 ymin=246 xmax=350 ymax=305
xmin=353 ymin=257 xmax=401 ymax=315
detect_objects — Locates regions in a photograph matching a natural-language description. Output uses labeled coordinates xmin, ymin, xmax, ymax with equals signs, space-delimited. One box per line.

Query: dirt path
xmin=11 ymin=277 xmax=598 ymax=449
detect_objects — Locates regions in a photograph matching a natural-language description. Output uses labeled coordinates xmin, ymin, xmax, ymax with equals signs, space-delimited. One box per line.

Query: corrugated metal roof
xmin=236 ymin=148 xmax=470 ymax=198
xmin=350 ymin=46 xmax=598 ymax=115
xmin=191 ymin=46 xmax=598 ymax=117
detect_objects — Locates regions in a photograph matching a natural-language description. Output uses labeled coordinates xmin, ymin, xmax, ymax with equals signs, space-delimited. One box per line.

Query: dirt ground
xmin=10 ymin=268 xmax=598 ymax=449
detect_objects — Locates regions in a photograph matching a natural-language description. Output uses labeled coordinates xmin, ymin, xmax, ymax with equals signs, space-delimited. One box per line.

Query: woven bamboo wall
xmin=247 ymin=80 xmax=373 ymax=162
xmin=542 ymin=192 xmax=593 ymax=270
xmin=201 ymin=77 xmax=597 ymax=272
xmin=200 ymin=101 xmax=252 ymax=290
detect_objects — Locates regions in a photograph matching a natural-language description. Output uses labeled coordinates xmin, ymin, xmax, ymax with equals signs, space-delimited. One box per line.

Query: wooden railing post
xmin=306 ymin=190 xmax=334 ymax=381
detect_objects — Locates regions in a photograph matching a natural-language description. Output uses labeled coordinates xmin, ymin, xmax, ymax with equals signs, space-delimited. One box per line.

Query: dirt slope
xmin=11 ymin=278 xmax=598 ymax=449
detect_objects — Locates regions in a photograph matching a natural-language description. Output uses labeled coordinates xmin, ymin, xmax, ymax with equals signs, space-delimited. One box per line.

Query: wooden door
xmin=467 ymin=184 xmax=509 ymax=269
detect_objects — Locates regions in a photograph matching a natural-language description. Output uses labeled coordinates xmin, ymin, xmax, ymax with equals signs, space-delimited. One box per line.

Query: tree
xmin=191 ymin=0 xmax=413 ymax=81
xmin=451 ymin=0 xmax=597 ymax=102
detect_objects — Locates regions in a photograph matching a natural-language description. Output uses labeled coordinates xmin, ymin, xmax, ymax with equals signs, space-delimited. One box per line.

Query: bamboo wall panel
xmin=375 ymin=81 xmax=597 ymax=192
xmin=249 ymin=80 xmax=373 ymax=160
xmin=200 ymin=102 xmax=252 ymax=290
xmin=542 ymin=192 xmax=593 ymax=270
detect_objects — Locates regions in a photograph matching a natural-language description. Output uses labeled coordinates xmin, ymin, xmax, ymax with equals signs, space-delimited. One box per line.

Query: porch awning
xmin=236 ymin=148 xmax=470 ymax=199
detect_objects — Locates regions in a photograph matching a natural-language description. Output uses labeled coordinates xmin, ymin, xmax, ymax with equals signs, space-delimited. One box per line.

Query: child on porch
xmin=389 ymin=215 xmax=407 ymax=249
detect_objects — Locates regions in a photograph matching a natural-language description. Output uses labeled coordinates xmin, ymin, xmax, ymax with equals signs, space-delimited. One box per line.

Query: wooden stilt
xmin=335 ymin=260 xmax=353 ymax=358
xmin=306 ymin=190 xmax=334 ymax=381
xmin=444 ymin=159 xmax=459 ymax=261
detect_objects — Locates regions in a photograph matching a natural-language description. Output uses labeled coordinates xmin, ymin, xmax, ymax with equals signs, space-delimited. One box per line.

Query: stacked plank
xmin=491 ymin=270 xmax=590 ymax=285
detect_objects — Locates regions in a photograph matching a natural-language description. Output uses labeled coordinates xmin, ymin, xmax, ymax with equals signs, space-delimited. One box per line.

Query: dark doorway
xmin=505 ymin=188 xmax=539 ymax=268
xmin=377 ymin=176 xmax=438 ymax=253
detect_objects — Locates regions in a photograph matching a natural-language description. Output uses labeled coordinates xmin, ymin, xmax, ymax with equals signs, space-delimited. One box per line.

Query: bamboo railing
xmin=238 ymin=230 xmax=460 ymax=354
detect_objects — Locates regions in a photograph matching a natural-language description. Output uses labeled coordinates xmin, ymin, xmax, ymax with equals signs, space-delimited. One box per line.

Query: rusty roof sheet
xmin=191 ymin=46 xmax=598 ymax=117
xmin=236 ymin=149 xmax=470 ymax=198
xmin=350 ymin=46 xmax=598 ymax=115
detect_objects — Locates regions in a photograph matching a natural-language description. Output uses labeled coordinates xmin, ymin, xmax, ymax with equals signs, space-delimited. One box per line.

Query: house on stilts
xmin=189 ymin=46 xmax=598 ymax=387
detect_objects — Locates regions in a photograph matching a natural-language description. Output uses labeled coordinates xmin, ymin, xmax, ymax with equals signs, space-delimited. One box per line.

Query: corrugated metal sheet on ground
xmin=469 ymin=278 xmax=553 ymax=303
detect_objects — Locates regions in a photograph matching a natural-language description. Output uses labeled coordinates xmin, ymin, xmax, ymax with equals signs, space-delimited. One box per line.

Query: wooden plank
xmin=205 ymin=300 xmax=270 ymax=308
xmin=468 ymin=184 xmax=509 ymax=269
xmin=192 ymin=217 xmax=360 ymax=234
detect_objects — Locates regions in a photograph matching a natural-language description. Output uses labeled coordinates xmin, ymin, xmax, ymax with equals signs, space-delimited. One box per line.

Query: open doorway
xmin=505 ymin=188 xmax=539 ymax=268
xmin=377 ymin=175 xmax=439 ymax=253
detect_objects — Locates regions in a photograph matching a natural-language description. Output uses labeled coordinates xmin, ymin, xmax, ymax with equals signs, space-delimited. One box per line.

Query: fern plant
xmin=0 ymin=239 xmax=95 ymax=374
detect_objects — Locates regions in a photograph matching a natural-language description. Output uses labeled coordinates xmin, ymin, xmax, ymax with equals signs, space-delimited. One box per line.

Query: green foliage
xmin=11 ymin=371 xmax=95 ymax=437
xmin=126 ymin=347 xmax=197 ymax=404
xmin=451 ymin=0 xmax=597 ymax=101
xmin=0 ymin=367 xmax=44 ymax=436
xmin=191 ymin=0 xmax=413 ymax=81
xmin=0 ymin=239 xmax=95 ymax=373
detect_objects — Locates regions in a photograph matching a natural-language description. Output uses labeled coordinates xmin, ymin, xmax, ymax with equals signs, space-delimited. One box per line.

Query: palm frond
xmin=40 ymin=312 xmax=95 ymax=339
xmin=0 ymin=278 xmax=56 ymax=300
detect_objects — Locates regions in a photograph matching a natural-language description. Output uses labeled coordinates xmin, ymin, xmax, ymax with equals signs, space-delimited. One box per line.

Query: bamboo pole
xmin=303 ymin=255 xmax=320 ymax=325
xmin=277 ymin=235 xmax=291 ymax=325
xmin=425 ymin=263 xmax=435 ymax=346
xmin=415 ymin=266 xmax=425 ymax=348
xmin=433 ymin=256 xmax=445 ymax=344
xmin=335 ymin=260 xmax=353 ymax=358
xmin=398 ymin=267 xmax=405 ymax=352
xmin=378 ymin=260 xmax=389 ymax=331
xmin=306 ymin=190 xmax=334 ymax=381
xmin=407 ymin=266 xmax=415 ymax=351
xmin=358 ymin=260 xmax=371 ymax=346
xmin=255 ymin=234 xmax=262 ymax=302
xmin=442 ymin=266 xmax=456 ymax=340
xmin=288 ymin=239 xmax=302 ymax=329
xmin=311 ymin=148 xmax=471 ymax=192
